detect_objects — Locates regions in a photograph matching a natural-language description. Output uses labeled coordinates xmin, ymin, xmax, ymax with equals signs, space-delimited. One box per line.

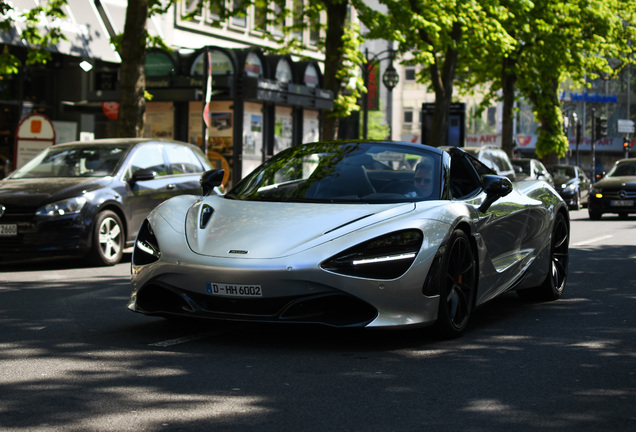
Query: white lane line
xmin=149 ymin=332 xmax=214 ymax=347
xmin=571 ymin=234 xmax=613 ymax=247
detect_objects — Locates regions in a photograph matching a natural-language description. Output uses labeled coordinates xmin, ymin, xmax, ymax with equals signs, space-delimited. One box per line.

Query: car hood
xmin=594 ymin=176 xmax=636 ymax=190
xmin=185 ymin=197 xmax=421 ymax=259
xmin=552 ymin=175 xmax=575 ymax=186
xmin=0 ymin=177 xmax=108 ymax=209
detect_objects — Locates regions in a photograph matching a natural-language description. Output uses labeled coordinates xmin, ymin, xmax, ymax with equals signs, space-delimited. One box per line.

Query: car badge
xmin=618 ymin=190 xmax=627 ymax=200
xmin=0 ymin=205 xmax=5 ymax=218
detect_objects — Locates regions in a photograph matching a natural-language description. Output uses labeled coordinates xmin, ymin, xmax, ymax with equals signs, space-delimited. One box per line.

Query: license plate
xmin=205 ymin=282 xmax=262 ymax=297
xmin=610 ymin=200 xmax=634 ymax=207
xmin=0 ymin=224 xmax=17 ymax=236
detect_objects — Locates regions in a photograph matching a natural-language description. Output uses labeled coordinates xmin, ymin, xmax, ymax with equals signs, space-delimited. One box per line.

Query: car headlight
xmin=321 ymin=229 xmax=423 ymax=279
xmin=35 ymin=197 xmax=87 ymax=216
xmin=564 ymin=183 xmax=577 ymax=192
xmin=133 ymin=219 xmax=161 ymax=265
xmin=591 ymin=187 xmax=603 ymax=198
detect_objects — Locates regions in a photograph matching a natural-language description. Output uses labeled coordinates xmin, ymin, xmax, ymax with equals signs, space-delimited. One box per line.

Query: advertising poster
xmin=144 ymin=102 xmax=174 ymax=139
xmin=242 ymin=102 xmax=264 ymax=176
xmin=274 ymin=106 xmax=293 ymax=154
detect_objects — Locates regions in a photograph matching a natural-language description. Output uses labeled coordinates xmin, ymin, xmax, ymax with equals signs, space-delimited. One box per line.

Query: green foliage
xmin=364 ymin=107 xmax=390 ymax=140
xmin=0 ymin=0 xmax=69 ymax=75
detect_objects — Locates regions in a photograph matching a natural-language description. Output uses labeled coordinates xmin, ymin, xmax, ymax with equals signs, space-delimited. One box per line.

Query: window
xmin=404 ymin=110 xmax=414 ymax=124
xmin=487 ymin=107 xmax=496 ymax=127
xmin=127 ymin=144 xmax=167 ymax=179
xmin=254 ymin=0 xmax=267 ymax=30
xmin=231 ymin=0 xmax=247 ymax=28
xmin=405 ymin=68 xmax=416 ymax=81
xmin=165 ymin=144 xmax=204 ymax=174
xmin=292 ymin=0 xmax=303 ymax=39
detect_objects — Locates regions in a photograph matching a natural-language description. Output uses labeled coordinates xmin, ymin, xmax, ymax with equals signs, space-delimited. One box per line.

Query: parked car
xmin=460 ymin=146 xmax=517 ymax=181
xmin=128 ymin=140 xmax=569 ymax=338
xmin=588 ymin=158 xmax=636 ymax=220
xmin=511 ymin=158 xmax=554 ymax=186
xmin=547 ymin=164 xmax=591 ymax=210
xmin=0 ymin=138 xmax=212 ymax=266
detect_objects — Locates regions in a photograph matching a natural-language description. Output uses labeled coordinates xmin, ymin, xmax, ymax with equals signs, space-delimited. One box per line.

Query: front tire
xmin=588 ymin=208 xmax=602 ymax=220
xmin=434 ymin=230 xmax=477 ymax=338
xmin=89 ymin=210 xmax=124 ymax=266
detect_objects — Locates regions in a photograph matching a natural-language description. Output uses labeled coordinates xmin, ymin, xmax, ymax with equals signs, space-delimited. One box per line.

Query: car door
xmin=123 ymin=143 xmax=180 ymax=237
xmin=578 ymin=168 xmax=590 ymax=202
xmin=463 ymin=155 xmax=550 ymax=303
xmin=163 ymin=143 xmax=209 ymax=195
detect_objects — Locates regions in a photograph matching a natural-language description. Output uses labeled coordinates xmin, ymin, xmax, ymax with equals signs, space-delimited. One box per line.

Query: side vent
xmin=200 ymin=205 xmax=214 ymax=229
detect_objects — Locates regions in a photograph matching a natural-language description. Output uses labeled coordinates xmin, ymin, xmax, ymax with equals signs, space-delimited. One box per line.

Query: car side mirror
xmin=479 ymin=174 xmax=513 ymax=212
xmin=200 ymin=169 xmax=225 ymax=196
xmin=128 ymin=168 xmax=156 ymax=186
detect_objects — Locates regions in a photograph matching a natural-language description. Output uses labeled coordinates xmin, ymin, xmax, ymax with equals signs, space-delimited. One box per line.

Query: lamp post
xmin=362 ymin=45 xmax=399 ymax=140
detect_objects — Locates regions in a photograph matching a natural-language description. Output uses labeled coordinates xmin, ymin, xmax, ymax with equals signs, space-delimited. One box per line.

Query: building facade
xmin=0 ymin=0 xmax=334 ymax=185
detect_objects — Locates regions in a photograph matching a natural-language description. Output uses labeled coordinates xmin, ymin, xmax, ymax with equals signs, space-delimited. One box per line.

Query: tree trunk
xmin=428 ymin=23 xmax=460 ymax=147
xmin=501 ymin=57 xmax=517 ymax=158
xmin=320 ymin=0 xmax=349 ymax=141
xmin=117 ymin=0 xmax=148 ymax=138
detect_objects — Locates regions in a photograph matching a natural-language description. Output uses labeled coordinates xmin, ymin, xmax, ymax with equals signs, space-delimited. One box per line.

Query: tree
xmin=0 ymin=0 xmax=68 ymax=75
xmin=114 ymin=0 xmax=365 ymax=139
xmin=356 ymin=0 xmax=514 ymax=147
xmin=468 ymin=0 xmax=636 ymax=160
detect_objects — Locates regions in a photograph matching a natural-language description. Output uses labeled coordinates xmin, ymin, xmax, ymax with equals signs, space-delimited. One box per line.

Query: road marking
xmin=571 ymin=234 xmax=613 ymax=247
xmin=148 ymin=332 xmax=214 ymax=347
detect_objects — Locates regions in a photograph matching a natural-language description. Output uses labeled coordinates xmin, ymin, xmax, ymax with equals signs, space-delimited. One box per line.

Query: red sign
xmin=367 ymin=63 xmax=380 ymax=111
xmin=101 ymin=102 xmax=119 ymax=120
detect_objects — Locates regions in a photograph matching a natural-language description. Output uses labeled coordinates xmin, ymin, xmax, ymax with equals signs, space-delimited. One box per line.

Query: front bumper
xmin=0 ymin=214 xmax=92 ymax=262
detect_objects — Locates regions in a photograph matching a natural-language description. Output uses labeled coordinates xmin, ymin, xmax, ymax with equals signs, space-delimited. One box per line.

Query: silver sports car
xmin=128 ymin=141 xmax=569 ymax=337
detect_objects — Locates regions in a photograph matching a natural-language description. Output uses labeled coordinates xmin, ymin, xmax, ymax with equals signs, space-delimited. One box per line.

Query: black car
xmin=547 ymin=164 xmax=591 ymax=210
xmin=0 ymin=138 xmax=212 ymax=265
xmin=511 ymin=158 xmax=554 ymax=186
xmin=588 ymin=158 xmax=636 ymax=220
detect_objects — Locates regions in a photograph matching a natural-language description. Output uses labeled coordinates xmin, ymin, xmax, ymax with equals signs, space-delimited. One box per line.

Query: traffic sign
xmin=617 ymin=119 xmax=634 ymax=134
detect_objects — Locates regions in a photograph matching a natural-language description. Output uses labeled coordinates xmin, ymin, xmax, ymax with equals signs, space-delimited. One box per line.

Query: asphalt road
xmin=0 ymin=209 xmax=635 ymax=432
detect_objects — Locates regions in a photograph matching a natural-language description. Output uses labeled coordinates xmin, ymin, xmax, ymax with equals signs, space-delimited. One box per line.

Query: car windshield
xmin=548 ymin=165 xmax=576 ymax=179
xmin=227 ymin=141 xmax=442 ymax=203
xmin=607 ymin=160 xmax=636 ymax=177
xmin=10 ymin=144 xmax=128 ymax=179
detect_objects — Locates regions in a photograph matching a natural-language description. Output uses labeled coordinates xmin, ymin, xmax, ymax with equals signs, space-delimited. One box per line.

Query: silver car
xmin=128 ymin=141 xmax=569 ymax=337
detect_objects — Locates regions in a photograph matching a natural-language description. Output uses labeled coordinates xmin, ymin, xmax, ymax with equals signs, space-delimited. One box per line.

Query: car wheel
xmin=89 ymin=210 xmax=124 ymax=266
xmin=520 ymin=212 xmax=569 ymax=301
xmin=434 ymin=229 xmax=477 ymax=338
xmin=588 ymin=208 xmax=602 ymax=220
xmin=572 ymin=192 xmax=581 ymax=210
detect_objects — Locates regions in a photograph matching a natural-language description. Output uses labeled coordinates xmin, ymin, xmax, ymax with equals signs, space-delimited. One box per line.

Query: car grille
xmin=135 ymin=283 xmax=378 ymax=327
xmin=600 ymin=189 xmax=636 ymax=199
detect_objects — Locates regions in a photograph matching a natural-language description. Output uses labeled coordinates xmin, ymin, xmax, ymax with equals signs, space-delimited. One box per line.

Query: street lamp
xmin=362 ymin=45 xmax=399 ymax=140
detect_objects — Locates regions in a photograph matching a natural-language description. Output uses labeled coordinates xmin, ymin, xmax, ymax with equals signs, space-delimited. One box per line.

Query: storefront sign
xmin=559 ymin=91 xmax=618 ymax=103
xmin=14 ymin=113 xmax=56 ymax=168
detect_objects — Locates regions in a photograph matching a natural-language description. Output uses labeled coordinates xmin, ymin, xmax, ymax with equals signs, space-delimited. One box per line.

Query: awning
xmin=0 ymin=0 xmax=121 ymax=63
xmin=96 ymin=0 xmax=162 ymax=40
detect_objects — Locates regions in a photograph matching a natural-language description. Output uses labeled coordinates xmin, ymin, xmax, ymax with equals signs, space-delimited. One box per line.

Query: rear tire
xmin=88 ymin=210 xmax=124 ymax=266
xmin=434 ymin=230 xmax=477 ymax=338
xmin=518 ymin=212 xmax=569 ymax=301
